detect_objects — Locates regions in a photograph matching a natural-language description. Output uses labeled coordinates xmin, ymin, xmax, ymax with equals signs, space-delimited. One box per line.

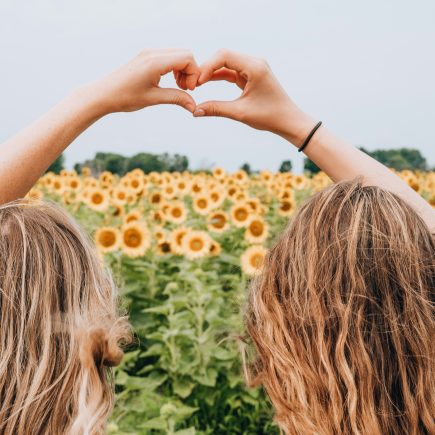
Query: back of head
xmin=246 ymin=178 xmax=434 ymax=435
xmin=0 ymin=200 xmax=131 ymax=435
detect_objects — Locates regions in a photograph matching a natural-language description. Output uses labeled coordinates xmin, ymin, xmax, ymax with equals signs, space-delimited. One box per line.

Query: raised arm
xmin=192 ymin=49 xmax=435 ymax=232
xmin=0 ymin=49 xmax=200 ymax=205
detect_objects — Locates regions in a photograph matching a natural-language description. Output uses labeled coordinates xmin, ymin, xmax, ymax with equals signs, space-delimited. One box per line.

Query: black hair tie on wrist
xmin=297 ymin=121 xmax=322 ymax=153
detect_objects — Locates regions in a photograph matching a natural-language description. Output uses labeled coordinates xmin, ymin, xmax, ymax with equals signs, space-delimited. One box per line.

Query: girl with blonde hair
xmin=0 ymin=48 xmax=434 ymax=434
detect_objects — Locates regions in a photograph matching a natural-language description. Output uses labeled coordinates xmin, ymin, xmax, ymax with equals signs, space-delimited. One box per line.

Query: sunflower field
xmin=28 ymin=167 xmax=435 ymax=434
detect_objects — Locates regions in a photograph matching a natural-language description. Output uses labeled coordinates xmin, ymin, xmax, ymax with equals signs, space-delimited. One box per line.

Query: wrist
xmin=276 ymin=106 xmax=317 ymax=148
xmin=68 ymin=83 xmax=112 ymax=119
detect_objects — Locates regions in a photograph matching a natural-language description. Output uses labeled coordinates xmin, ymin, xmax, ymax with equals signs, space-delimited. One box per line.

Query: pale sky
xmin=0 ymin=0 xmax=434 ymax=173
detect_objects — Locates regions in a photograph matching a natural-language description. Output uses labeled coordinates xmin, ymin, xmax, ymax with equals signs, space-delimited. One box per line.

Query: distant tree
xmin=240 ymin=162 xmax=252 ymax=174
xmin=46 ymin=154 xmax=65 ymax=174
xmin=304 ymin=147 xmax=428 ymax=174
xmin=303 ymin=158 xmax=321 ymax=174
xmin=160 ymin=153 xmax=189 ymax=172
xmin=279 ymin=160 xmax=292 ymax=173
xmin=359 ymin=147 xmax=427 ymax=171
xmin=74 ymin=151 xmax=190 ymax=175
xmin=126 ymin=153 xmax=166 ymax=173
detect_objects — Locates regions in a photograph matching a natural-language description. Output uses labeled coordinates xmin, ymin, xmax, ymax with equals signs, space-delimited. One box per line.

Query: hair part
xmin=0 ymin=200 xmax=131 ymax=434
xmin=245 ymin=178 xmax=435 ymax=434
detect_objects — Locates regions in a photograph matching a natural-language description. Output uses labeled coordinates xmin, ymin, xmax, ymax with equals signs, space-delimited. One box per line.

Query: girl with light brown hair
xmin=0 ymin=48 xmax=434 ymax=434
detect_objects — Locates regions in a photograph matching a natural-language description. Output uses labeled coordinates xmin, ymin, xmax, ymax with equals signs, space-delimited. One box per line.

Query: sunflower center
xmin=124 ymin=229 xmax=142 ymax=248
xmin=100 ymin=231 xmax=116 ymax=247
xmin=281 ymin=201 xmax=291 ymax=211
xmin=197 ymin=199 xmax=207 ymax=208
xmin=92 ymin=193 xmax=103 ymax=204
xmin=211 ymin=214 xmax=225 ymax=229
xmin=190 ymin=238 xmax=204 ymax=251
xmin=151 ymin=194 xmax=161 ymax=203
xmin=160 ymin=242 xmax=171 ymax=253
xmin=235 ymin=208 xmax=248 ymax=221
xmin=250 ymin=221 xmax=264 ymax=236
xmin=250 ymin=253 xmax=264 ymax=269
xmin=172 ymin=208 xmax=182 ymax=218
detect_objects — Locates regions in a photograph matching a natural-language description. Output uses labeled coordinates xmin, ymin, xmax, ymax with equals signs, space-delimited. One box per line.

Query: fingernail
xmin=193 ymin=108 xmax=205 ymax=117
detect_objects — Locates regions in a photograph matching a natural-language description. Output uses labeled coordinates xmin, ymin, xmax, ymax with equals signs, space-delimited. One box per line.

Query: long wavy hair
xmin=0 ymin=201 xmax=131 ymax=434
xmin=245 ymin=178 xmax=434 ymax=434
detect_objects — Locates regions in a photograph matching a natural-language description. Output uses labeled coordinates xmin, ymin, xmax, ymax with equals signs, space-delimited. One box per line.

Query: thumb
xmin=151 ymin=88 xmax=196 ymax=113
xmin=193 ymin=100 xmax=239 ymax=120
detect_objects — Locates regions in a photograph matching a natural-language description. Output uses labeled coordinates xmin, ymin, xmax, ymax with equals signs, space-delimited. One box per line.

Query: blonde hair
xmin=0 ymin=200 xmax=131 ymax=434
xmin=245 ymin=178 xmax=434 ymax=434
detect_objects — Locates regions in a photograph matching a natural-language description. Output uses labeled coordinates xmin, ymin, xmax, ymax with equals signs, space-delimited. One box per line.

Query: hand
xmin=193 ymin=49 xmax=315 ymax=145
xmin=88 ymin=48 xmax=200 ymax=115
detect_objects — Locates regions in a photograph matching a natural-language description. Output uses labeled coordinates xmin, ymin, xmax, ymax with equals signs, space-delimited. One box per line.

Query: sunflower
xmin=170 ymin=227 xmax=189 ymax=255
xmin=86 ymin=188 xmax=110 ymax=212
xmin=26 ymin=188 xmax=43 ymax=201
xmin=149 ymin=191 xmax=163 ymax=205
xmin=123 ymin=209 xmax=142 ymax=225
xmin=233 ymin=169 xmax=249 ymax=184
xmin=111 ymin=187 xmax=129 ymax=206
xmin=166 ymin=201 xmax=187 ymax=224
xmin=241 ymin=245 xmax=267 ymax=276
xmin=95 ymin=227 xmax=121 ymax=253
xmin=99 ymin=171 xmax=115 ymax=188
xmin=207 ymin=211 xmax=229 ymax=233
xmin=191 ymin=181 xmax=204 ymax=195
xmin=162 ymin=183 xmax=177 ymax=200
xmin=245 ymin=217 xmax=269 ymax=244
xmin=230 ymin=203 xmax=251 ymax=228
xmin=181 ymin=230 xmax=211 ymax=260
xmin=156 ymin=241 xmax=172 ymax=255
xmin=128 ymin=176 xmax=145 ymax=194
xmin=209 ymin=241 xmax=222 ymax=257
xmin=83 ymin=177 xmax=98 ymax=188
xmin=121 ymin=222 xmax=150 ymax=258
xmin=81 ymin=166 xmax=91 ymax=177
xmin=51 ymin=177 xmax=65 ymax=195
xmin=150 ymin=210 xmax=166 ymax=225
xmin=110 ymin=203 xmax=124 ymax=217
xmin=213 ymin=167 xmax=226 ymax=179
xmin=175 ymin=180 xmax=191 ymax=196
xmin=209 ymin=189 xmax=226 ymax=208
xmin=153 ymin=226 xmax=168 ymax=243
xmin=278 ymin=199 xmax=296 ymax=217
xmin=293 ymin=174 xmax=307 ymax=190
xmin=193 ymin=195 xmax=212 ymax=216
xmin=66 ymin=176 xmax=82 ymax=191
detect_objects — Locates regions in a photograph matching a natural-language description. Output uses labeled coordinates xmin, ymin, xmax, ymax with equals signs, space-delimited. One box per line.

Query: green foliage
xmin=75 ymin=152 xmax=189 ymax=175
xmin=278 ymin=160 xmax=292 ymax=173
xmin=303 ymin=158 xmax=320 ymax=174
xmin=103 ymin=248 xmax=279 ymax=434
xmin=359 ymin=147 xmax=427 ymax=171
xmin=46 ymin=154 xmax=65 ymax=174
xmin=305 ymin=147 xmax=428 ymax=174
xmin=240 ymin=163 xmax=252 ymax=174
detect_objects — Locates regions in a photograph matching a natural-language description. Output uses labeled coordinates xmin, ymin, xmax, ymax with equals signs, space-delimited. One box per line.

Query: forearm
xmin=0 ymin=86 xmax=104 ymax=204
xmin=282 ymin=111 xmax=435 ymax=231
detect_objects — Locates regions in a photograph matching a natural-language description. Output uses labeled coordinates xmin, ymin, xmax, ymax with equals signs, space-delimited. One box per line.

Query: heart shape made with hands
xmin=169 ymin=50 xmax=253 ymax=119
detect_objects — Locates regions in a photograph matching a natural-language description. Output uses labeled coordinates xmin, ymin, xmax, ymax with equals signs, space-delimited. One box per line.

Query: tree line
xmin=47 ymin=148 xmax=431 ymax=175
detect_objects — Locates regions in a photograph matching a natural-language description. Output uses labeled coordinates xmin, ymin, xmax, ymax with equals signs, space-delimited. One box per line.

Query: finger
xmin=151 ymin=88 xmax=196 ymax=113
xmin=207 ymin=68 xmax=247 ymax=90
xmin=198 ymin=49 xmax=252 ymax=85
xmin=156 ymin=52 xmax=200 ymax=90
xmin=193 ymin=99 xmax=241 ymax=120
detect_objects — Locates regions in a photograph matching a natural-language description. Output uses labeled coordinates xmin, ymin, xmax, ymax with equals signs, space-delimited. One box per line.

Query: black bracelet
xmin=297 ymin=121 xmax=322 ymax=153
